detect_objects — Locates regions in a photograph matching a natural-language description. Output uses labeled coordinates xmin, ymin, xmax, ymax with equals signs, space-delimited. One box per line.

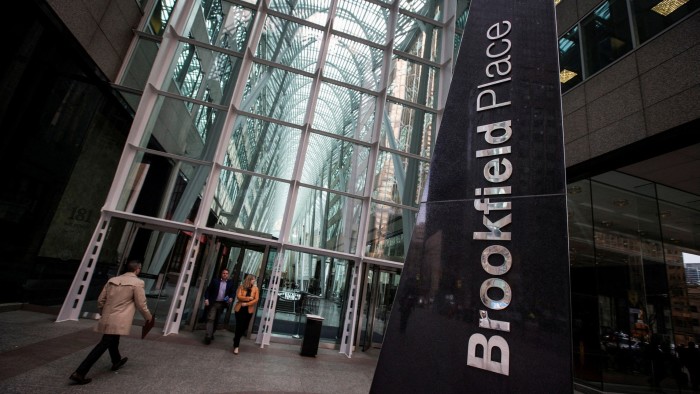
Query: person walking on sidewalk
xmin=69 ymin=260 xmax=153 ymax=385
xmin=203 ymin=268 xmax=235 ymax=344
xmin=233 ymin=274 xmax=259 ymax=354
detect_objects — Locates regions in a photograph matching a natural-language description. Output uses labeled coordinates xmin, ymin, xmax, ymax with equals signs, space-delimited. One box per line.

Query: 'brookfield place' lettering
xmin=467 ymin=20 xmax=513 ymax=377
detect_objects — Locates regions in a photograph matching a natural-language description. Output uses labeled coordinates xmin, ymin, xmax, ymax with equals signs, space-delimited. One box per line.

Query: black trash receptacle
xmin=300 ymin=314 xmax=324 ymax=357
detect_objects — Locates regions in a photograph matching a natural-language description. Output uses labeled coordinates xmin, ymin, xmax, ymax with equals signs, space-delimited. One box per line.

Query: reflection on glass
xmin=581 ymin=0 xmax=633 ymax=76
xmin=381 ymin=101 xmax=435 ymax=157
xmin=365 ymin=202 xmax=417 ymax=262
xmin=210 ymin=169 xmax=289 ymax=238
xmin=225 ymin=115 xmax=301 ymax=180
xmin=312 ymin=82 xmax=376 ymax=142
xmin=139 ymin=95 xmax=224 ymax=161
xmin=373 ymin=150 xmax=430 ymax=208
xmin=117 ymin=151 xmax=210 ymax=225
xmin=659 ymin=194 xmax=700 ymax=349
xmin=240 ymin=62 xmax=312 ymax=126
xmin=395 ymin=13 xmax=442 ymax=63
xmin=256 ymin=15 xmax=323 ymax=73
xmin=568 ymin=172 xmax=700 ymax=391
xmin=290 ymin=186 xmax=362 ymax=254
xmin=301 ymin=133 xmax=369 ymax=195
xmin=567 ymin=180 xmax=596 ymax=269
xmin=324 ymin=35 xmax=384 ymax=91
xmin=387 ymin=56 xmax=439 ymax=108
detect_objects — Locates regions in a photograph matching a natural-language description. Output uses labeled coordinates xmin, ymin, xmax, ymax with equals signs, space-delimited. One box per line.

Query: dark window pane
xmin=559 ymin=26 xmax=583 ymax=93
xmin=632 ymin=0 xmax=699 ymax=44
xmin=581 ymin=0 xmax=633 ymax=75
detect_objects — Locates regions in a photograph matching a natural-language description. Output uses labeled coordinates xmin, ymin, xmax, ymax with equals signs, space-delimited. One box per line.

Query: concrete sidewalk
xmin=0 ymin=309 xmax=377 ymax=393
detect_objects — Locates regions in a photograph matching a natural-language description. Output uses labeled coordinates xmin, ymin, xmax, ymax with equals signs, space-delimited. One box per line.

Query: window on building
xmin=632 ymin=0 xmax=699 ymax=44
xmin=559 ymin=26 xmax=583 ymax=93
xmin=201 ymin=0 xmax=224 ymax=45
xmin=148 ymin=0 xmax=177 ymax=36
xmin=194 ymin=90 xmax=215 ymax=141
xmin=581 ymin=0 xmax=634 ymax=76
xmin=173 ymin=42 xmax=204 ymax=109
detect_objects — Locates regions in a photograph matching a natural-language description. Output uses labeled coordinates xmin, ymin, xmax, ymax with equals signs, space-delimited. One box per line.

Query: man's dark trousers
xmin=206 ymin=301 xmax=227 ymax=338
xmin=76 ymin=334 xmax=121 ymax=375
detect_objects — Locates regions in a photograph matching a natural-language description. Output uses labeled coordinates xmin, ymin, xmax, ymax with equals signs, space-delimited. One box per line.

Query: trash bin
xmin=300 ymin=314 xmax=324 ymax=357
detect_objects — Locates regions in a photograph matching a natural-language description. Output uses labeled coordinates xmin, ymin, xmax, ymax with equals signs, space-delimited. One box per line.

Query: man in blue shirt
xmin=203 ymin=268 xmax=234 ymax=344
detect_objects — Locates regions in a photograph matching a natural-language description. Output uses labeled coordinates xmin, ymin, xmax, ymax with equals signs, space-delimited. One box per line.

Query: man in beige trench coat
xmin=69 ymin=260 xmax=153 ymax=385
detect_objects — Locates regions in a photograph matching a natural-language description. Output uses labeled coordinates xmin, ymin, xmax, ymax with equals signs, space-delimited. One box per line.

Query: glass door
xmin=252 ymin=251 xmax=351 ymax=342
xmin=359 ymin=264 xmax=400 ymax=351
xmin=185 ymin=237 xmax=269 ymax=331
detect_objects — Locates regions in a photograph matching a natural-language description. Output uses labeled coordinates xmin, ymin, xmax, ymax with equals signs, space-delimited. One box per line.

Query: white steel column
xmin=163 ymin=229 xmax=203 ymax=335
xmin=56 ymin=213 xmax=112 ymax=322
xmin=339 ymin=260 xmax=362 ymax=357
xmin=256 ymin=249 xmax=286 ymax=347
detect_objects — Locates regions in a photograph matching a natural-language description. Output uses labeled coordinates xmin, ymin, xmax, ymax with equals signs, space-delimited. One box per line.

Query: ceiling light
xmin=610 ymin=37 xmax=626 ymax=50
xmin=560 ymin=69 xmax=578 ymax=83
xmin=652 ymin=0 xmax=689 ymax=16
xmin=613 ymin=199 xmax=629 ymax=207
xmin=568 ymin=185 xmax=582 ymax=194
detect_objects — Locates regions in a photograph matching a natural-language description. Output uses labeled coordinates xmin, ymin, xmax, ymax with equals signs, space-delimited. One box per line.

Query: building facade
xmin=1 ymin=0 xmax=698 ymax=392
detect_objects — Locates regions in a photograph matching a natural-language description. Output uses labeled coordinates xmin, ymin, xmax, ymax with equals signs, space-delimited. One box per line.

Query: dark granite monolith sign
xmin=370 ymin=0 xmax=572 ymax=392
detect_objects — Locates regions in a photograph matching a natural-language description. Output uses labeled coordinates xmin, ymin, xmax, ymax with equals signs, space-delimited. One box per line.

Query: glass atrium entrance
xmin=56 ymin=0 xmax=466 ymax=356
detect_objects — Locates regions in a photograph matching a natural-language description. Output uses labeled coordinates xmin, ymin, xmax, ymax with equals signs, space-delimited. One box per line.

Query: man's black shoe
xmin=204 ymin=336 xmax=211 ymax=345
xmin=111 ymin=357 xmax=128 ymax=371
xmin=69 ymin=372 xmax=92 ymax=385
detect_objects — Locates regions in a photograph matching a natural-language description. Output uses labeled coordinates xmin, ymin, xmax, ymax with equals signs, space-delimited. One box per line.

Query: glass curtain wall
xmin=569 ymin=171 xmax=700 ymax=393
xmin=75 ymin=0 xmax=470 ymax=343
